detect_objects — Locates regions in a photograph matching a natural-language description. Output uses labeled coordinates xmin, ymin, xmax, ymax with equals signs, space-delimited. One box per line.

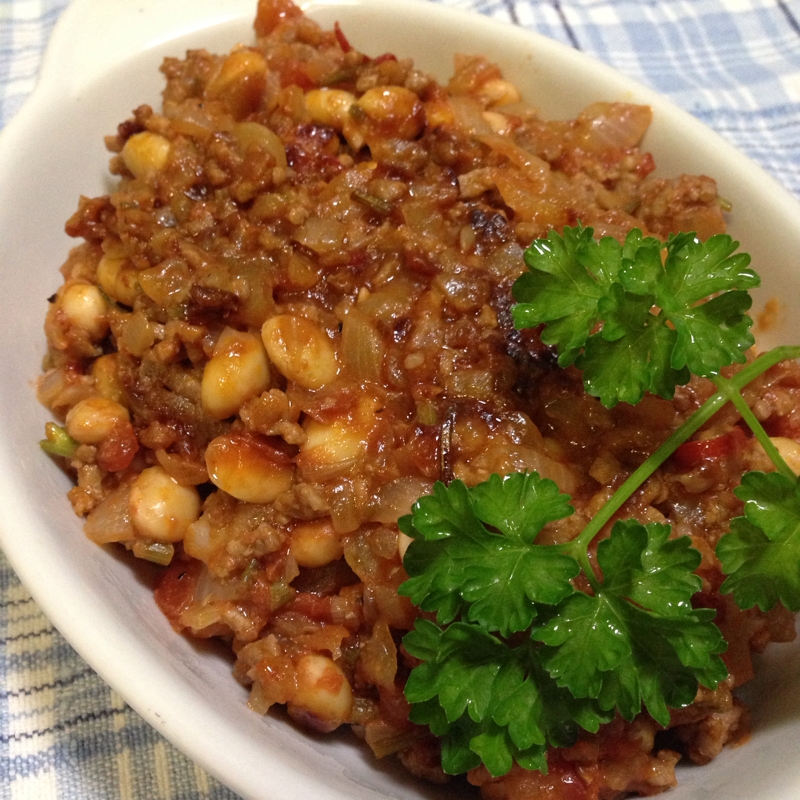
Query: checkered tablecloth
xmin=2 ymin=0 xmax=800 ymax=798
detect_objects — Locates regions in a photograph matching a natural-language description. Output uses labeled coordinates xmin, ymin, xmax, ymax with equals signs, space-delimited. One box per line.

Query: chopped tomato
xmin=286 ymin=591 xmax=334 ymax=623
xmin=154 ymin=558 xmax=202 ymax=629
xmin=96 ymin=420 xmax=139 ymax=472
xmin=279 ymin=59 xmax=316 ymax=90
xmin=333 ymin=21 xmax=352 ymax=53
xmin=671 ymin=426 xmax=747 ymax=470
xmin=372 ymin=53 xmax=398 ymax=66
xmin=254 ymin=0 xmax=302 ymax=37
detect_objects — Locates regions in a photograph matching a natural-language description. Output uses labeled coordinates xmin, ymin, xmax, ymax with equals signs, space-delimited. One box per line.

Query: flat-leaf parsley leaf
xmin=399 ymin=473 xmax=578 ymax=637
xmin=400 ymin=492 xmax=727 ymax=775
xmin=535 ymin=521 xmax=727 ymax=726
xmin=512 ymin=225 xmax=759 ymax=406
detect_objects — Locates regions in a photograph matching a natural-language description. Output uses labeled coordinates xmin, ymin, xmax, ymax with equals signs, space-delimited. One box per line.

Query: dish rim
xmin=2 ymin=1 xmax=800 ymax=799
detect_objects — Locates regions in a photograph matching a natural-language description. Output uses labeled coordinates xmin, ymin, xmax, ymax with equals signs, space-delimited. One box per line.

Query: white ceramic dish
xmin=2 ymin=1 xmax=800 ymax=798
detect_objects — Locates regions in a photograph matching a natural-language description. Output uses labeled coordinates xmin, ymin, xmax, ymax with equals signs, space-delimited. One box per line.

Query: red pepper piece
xmin=672 ymin=426 xmax=747 ymax=470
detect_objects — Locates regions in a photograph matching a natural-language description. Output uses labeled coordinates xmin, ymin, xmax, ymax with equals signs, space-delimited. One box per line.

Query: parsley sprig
xmin=511 ymin=226 xmax=759 ymax=406
xmin=400 ymin=476 xmax=728 ymax=776
xmin=400 ymin=226 xmax=800 ymax=778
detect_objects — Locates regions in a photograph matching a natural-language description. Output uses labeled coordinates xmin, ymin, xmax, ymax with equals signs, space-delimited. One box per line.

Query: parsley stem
xmin=568 ymin=345 xmax=800 ymax=557
xmin=711 ymin=374 xmax=796 ymax=480
xmin=568 ymin=391 xmax=728 ymax=555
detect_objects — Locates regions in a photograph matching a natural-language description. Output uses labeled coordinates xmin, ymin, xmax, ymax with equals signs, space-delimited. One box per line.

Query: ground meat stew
xmin=38 ymin=1 xmax=800 ymax=797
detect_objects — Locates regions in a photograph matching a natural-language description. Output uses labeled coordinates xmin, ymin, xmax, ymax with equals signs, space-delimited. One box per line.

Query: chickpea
xmin=298 ymin=396 xmax=376 ymax=479
xmin=288 ymin=654 xmax=353 ymax=733
xmin=770 ymin=437 xmax=800 ymax=474
xmin=91 ymin=354 xmax=126 ymax=405
xmin=479 ymin=78 xmax=521 ymax=107
xmin=356 ymin=86 xmax=424 ymax=140
xmin=261 ymin=314 xmax=338 ymax=390
xmin=206 ymin=48 xmax=267 ymax=118
xmin=201 ymin=327 xmax=271 ymax=420
xmin=205 ymin=432 xmax=294 ymax=503
xmin=304 ymin=89 xmax=356 ymax=132
xmin=96 ymin=255 xmax=138 ymax=307
xmin=60 ymin=282 xmax=108 ymax=340
xmin=232 ymin=121 xmax=287 ymax=167
xmin=121 ymin=131 xmax=171 ymax=181
xmin=290 ymin=519 xmax=343 ymax=568
xmin=301 ymin=416 xmax=365 ymax=471
xmin=129 ymin=466 xmax=201 ymax=543
xmin=65 ymin=397 xmax=129 ymax=445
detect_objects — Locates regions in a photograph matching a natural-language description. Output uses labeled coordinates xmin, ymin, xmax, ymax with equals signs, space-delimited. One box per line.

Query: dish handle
xmin=37 ymin=0 xmax=253 ymax=97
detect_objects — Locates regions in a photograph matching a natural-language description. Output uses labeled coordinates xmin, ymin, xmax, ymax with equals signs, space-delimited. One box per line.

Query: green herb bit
xmin=240 ymin=558 xmax=260 ymax=584
xmin=512 ymin=225 xmax=760 ymax=407
xmin=351 ymin=189 xmax=393 ymax=215
xmin=131 ymin=540 xmax=174 ymax=566
xmin=321 ymin=68 xmax=356 ymax=86
xmin=348 ymin=103 xmax=367 ymax=123
xmin=270 ymin=580 xmax=295 ymax=611
xmin=39 ymin=422 xmax=79 ymax=459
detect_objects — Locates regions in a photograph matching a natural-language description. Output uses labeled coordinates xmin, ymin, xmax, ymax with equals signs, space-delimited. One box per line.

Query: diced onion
xmin=341 ymin=309 xmax=384 ymax=383
xmin=84 ymin=484 xmax=135 ymax=544
xmin=371 ymin=477 xmax=433 ymax=524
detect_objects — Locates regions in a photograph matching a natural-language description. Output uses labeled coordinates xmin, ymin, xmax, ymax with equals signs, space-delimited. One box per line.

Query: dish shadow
xmin=270 ymin=704 xmax=477 ymax=800
xmin=102 ymin=543 xmax=236 ymax=652
xmin=735 ymin=635 xmax=800 ymax=734
xmin=101 ymin=543 xmax=474 ymax=798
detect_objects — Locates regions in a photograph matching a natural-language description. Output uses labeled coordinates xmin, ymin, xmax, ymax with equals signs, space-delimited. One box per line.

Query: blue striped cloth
xmin=2 ymin=0 xmax=800 ymax=798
